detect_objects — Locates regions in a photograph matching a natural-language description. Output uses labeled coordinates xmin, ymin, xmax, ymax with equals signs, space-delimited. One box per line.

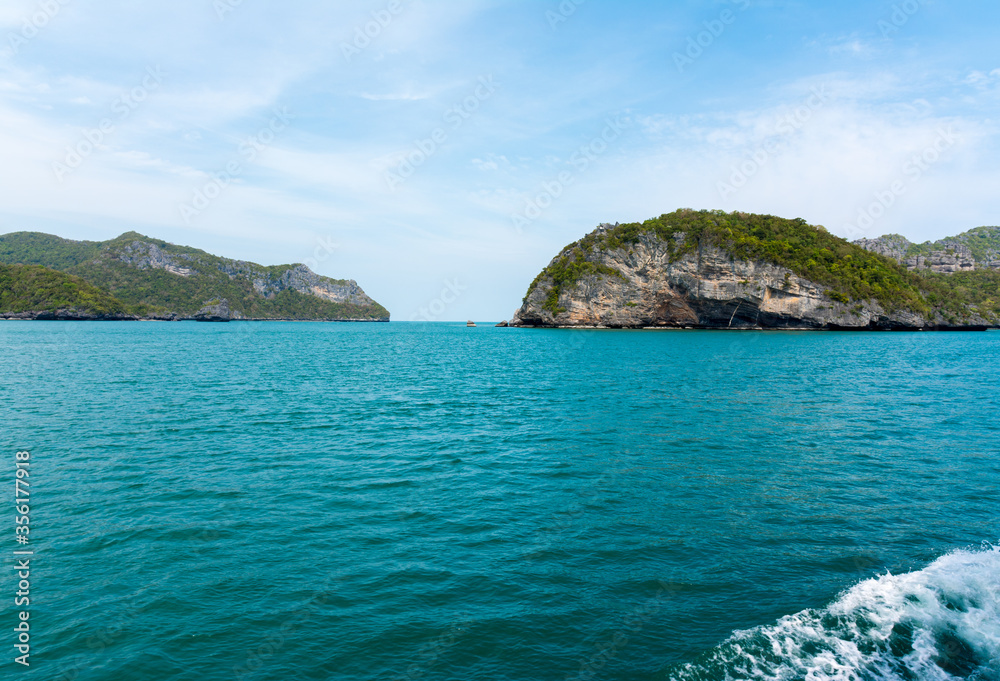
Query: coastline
xmin=505 ymin=323 xmax=997 ymax=332
xmin=0 ymin=312 xmax=391 ymax=323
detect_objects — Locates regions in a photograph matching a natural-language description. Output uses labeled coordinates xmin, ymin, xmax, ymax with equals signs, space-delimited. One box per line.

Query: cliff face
xmin=109 ymin=238 xmax=378 ymax=308
xmin=258 ymin=265 xmax=376 ymax=306
xmin=514 ymin=235 xmax=926 ymax=330
xmin=510 ymin=212 xmax=997 ymax=330
xmin=116 ymin=241 xmax=199 ymax=277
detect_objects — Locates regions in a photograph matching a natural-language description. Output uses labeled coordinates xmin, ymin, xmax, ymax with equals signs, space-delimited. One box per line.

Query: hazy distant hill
xmin=0 ymin=231 xmax=389 ymax=321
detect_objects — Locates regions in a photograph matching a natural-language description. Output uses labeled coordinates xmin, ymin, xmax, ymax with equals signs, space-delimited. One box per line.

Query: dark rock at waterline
xmin=192 ymin=299 xmax=233 ymax=322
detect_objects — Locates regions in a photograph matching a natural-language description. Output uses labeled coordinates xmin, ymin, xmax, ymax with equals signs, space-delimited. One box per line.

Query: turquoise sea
xmin=2 ymin=322 xmax=998 ymax=681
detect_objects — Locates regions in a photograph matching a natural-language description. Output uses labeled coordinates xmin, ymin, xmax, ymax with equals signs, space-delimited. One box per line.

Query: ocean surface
xmin=1 ymin=321 xmax=998 ymax=681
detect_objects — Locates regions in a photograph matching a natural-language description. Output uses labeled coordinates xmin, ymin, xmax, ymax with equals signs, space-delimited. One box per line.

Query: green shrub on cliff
xmin=916 ymin=269 xmax=1000 ymax=321
xmin=527 ymin=246 xmax=626 ymax=314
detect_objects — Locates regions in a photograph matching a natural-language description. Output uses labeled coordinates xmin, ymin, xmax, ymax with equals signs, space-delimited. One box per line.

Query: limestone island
xmin=507 ymin=210 xmax=1000 ymax=331
xmin=0 ymin=232 xmax=389 ymax=322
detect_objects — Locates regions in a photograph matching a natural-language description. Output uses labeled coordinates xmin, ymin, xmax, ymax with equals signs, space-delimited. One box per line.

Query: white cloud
xmin=0 ymin=1 xmax=49 ymax=30
xmin=622 ymin=93 xmax=999 ymax=244
xmin=471 ymin=158 xmax=497 ymax=171
xmin=828 ymin=37 xmax=875 ymax=57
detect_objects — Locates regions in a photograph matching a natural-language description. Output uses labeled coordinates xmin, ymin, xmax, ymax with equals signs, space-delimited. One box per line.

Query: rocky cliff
xmin=111 ymin=239 xmax=379 ymax=308
xmin=509 ymin=211 xmax=998 ymax=330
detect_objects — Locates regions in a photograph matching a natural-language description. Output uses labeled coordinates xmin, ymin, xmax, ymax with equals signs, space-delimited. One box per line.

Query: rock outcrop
xmin=905 ymin=247 xmax=977 ymax=273
xmin=252 ymin=264 xmax=377 ymax=307
xmin=116 ymin=241 xmax=198 ymax=277
xmin=854 ymin=237 xmax=976 ymax=274
xmin=852 ymin=235 xmax=911 ymax=263
xmin=192 ymin=299 xmax=233 ymax=322
xmin=0 ymin=309 xmax=136 ymax=321
xmin=855 ymin=227 xmax=1000 ymax=273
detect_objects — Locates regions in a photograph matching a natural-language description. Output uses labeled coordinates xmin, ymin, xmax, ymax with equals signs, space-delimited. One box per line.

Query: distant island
xmin=0 ymin=232 xmax=389 ymax=322
xmin=508 ymin=210 xmax=1000 ymax=330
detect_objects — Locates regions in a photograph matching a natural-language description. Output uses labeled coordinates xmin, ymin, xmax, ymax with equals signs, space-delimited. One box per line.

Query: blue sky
xmin=2 ymin=0 xmax=999 ymax=320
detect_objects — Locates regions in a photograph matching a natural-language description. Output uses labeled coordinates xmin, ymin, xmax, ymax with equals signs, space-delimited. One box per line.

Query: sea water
xmin=1 ymin=322 xmax=998 ymax=680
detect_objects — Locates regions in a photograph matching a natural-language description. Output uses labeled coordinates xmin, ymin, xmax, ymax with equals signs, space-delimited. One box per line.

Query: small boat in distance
xmin=467 ymin=320 xmax=477 ymax=327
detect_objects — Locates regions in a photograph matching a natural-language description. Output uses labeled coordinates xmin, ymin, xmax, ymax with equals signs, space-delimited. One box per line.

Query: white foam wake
xmin=672 ymin=545 xmax=1000 ymax=680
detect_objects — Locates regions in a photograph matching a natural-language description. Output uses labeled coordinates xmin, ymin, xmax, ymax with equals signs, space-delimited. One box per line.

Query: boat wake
xmin=670 ymin=545 xmax=1000 ymax=680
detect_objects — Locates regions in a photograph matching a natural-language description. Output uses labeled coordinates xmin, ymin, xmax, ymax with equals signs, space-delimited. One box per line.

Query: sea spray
xmin=670 ymin=545 xmax=1000 ymax=680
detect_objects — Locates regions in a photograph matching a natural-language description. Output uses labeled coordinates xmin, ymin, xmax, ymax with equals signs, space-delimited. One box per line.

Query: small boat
xmin=467 ymin=320 xmax=477 ymax=327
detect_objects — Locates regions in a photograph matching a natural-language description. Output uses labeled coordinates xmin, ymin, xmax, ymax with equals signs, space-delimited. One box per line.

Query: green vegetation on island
xmin=917 ymin=269 xmax=1000 ymax=324
xmin=525 ymin=209 xmax=999 ymax=324
xmin=0 ymin=232 xmax=103 ymax=270
xmin=0 ymin=264 xmax=133 ymax=316
xmin=0 ymin=231 xmax=390 ymax=321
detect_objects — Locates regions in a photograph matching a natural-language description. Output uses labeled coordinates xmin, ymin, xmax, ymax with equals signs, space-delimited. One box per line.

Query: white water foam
xmin=673 ymin=545 xmax=1000 ymax=680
